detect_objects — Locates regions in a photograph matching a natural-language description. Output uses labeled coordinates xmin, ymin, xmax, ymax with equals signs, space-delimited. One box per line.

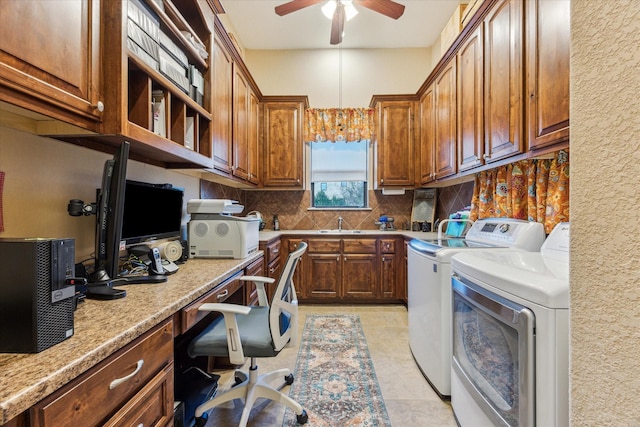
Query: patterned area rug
xmin=282 ymin=314 xmax=391 ymax=426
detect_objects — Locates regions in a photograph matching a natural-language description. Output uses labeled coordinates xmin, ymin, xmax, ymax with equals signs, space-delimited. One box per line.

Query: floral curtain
xmin=304 ymin=108 xmax=375 ymax=143
xmin=470 ymin=150 xmax=570 ymax=234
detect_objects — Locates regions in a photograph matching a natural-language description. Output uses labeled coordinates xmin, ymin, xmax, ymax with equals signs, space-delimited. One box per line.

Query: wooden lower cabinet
xmin=342 ymin=253 xmax=377 ymax=299
xmin=30 ymin=320 xmax=174 ymax=427
xmin=283 ymin=236 xmax=403 ymax=303
xmin=307 ymin=253 xmax=341 ymax=299
xmin=287 ymin=239 xmax=307 ymax=298
xmin=244 ymin=256 xmax=265 ymax=306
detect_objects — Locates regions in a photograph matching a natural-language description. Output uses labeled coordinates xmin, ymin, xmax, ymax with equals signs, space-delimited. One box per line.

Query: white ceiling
xmin=219 ymin=0 xmax=463 ymax=50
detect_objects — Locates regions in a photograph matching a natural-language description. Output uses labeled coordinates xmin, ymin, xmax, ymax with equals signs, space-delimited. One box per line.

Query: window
xmin=311 ymin=141 xmax=368 ymax=208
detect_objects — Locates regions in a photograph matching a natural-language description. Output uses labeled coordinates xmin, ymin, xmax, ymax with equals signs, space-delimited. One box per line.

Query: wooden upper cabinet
xmin=248 ymin=91 xmax=260 ymax=185
xmin=526 ymin=0 xmax=570 ymax=151
xmin=483 ymin=0 xmax=524 ymax=163
xmin=0 ymin=0 xmax=102 ymax=128
xmin=212 ymin=36 xmax=233 ymax=174
xmin=375 ymin=100 xmax=416 ymax=187
xmin=434 ymin=60 xmax=457 ymax=180
xmin=457 ymin=26 xmax=484 ymax=172
xmin=419 ymin=87 xmax=436 ymax=185
xmin=232 ymin=66 xmax=250 ymax=180
xmin=262 ymin=100 xmax=305 ymax=188
xmin=98 ymin=0 xmax=216 ymax=168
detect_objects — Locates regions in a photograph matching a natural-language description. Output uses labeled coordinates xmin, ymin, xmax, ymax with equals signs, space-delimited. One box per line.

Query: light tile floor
xmin=202 ymin=304 xmax=457 ymax=426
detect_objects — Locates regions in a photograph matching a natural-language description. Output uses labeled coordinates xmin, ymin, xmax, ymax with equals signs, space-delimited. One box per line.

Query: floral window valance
xmin=470 ymin=150 xmax=570 ymax=234
xmin=304 ymin=108 xmax=375 ymax=143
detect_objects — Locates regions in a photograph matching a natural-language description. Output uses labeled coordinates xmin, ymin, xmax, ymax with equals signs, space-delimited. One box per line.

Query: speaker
xmin=179 ymin=239 xmax=189 ymax=263
xmin=158 ymin=240 xmax=183 ymax=262
xmin=0 ymin=238 xmax=76 ymax=353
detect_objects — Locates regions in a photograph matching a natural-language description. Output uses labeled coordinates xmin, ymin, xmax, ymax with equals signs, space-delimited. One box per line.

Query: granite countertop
xmin=0 ymin=254 xmax=262 ymax=425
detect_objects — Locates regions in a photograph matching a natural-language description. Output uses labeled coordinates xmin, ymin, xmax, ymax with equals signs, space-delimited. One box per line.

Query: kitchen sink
xmin=317 ymin=229 xmax=364 ymax=234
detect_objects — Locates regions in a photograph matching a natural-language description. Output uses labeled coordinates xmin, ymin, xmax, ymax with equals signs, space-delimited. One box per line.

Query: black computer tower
xmin=0 ymin=238 xmax=76 ymax=353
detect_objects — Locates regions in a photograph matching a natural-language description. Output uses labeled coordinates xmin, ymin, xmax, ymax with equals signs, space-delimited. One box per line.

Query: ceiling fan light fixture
xmin=321 ymin=1 xmax=336 ymax=19
xmin=322 ymin=0 xmax=359 ymax=21
xmin=343 ymin=1 xmax=358 ymax=21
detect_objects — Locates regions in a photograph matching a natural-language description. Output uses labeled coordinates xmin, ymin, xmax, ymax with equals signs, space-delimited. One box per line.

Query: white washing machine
xmin=407 ymin=218 xmax=545 ymax=397
xmin=450 ymin=223 xmax=570 ymax=427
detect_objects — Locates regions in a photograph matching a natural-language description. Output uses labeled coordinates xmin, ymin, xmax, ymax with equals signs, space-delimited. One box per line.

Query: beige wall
xmin=245 ymin=47 xmax=432 ymax=107
xmin=0 ymin=126 xmax=200 ymax=261
xmin=571 ymin=0 xmax=640 ymax=425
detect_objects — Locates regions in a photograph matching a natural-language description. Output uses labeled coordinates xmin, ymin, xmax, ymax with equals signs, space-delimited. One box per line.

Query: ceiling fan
xmin=275 ymin=0 xmax=406 ymax=45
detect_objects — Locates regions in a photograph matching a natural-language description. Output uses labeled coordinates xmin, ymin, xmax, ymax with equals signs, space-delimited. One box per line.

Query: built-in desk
xmin=0 ymin=254 xmax=262 ymax=426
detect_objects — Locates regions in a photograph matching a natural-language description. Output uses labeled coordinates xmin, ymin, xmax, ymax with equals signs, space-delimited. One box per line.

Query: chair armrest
xmin=198 ymin=303 xmax=251 ymax=315
xmin=241 ymin=276 xmax=275 ymax=307
xmin=197 ymin=303 xmax=250 ymax=364
xmin=240 ymin=275 xmax=275 ymax=284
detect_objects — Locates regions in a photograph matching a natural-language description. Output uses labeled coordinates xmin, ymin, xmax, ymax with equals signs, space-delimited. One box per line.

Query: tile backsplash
xmin=200 ymin=180 xmax=474 ymax=231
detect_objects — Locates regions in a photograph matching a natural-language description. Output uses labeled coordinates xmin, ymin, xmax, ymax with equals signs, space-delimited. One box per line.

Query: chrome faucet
xmin=338 ymin=216 xmax=343 ymax=231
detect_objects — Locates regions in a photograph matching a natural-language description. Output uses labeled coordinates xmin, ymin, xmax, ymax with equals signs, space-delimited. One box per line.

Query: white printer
xmin=187 ymin=199 xmax=259 ymax=259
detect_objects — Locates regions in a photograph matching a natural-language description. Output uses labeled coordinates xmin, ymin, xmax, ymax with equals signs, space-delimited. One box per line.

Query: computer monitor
xmin=91 ymin=141 xmax=129 ymax=283
xmin=121 ymin=180 xmax=184 ymax=246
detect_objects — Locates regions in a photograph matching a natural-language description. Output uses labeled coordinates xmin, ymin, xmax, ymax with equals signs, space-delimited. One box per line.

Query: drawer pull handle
xmin=109 ymin=360 xmax=144 ymax=389
xmin=217 ymin=290 xmax=229 ymax=299
xmin=273 ymin=249 xmax=279 ymax=254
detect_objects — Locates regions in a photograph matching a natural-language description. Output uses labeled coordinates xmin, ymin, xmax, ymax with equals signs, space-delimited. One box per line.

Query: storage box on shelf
xmin=92 ymin=0 xmax=215 ymax=168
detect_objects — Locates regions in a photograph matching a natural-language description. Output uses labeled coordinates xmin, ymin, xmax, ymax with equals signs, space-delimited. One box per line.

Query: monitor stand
xmin=111 ymin=275 xmax=168 ymax=285
xmin=84 ymin=271 xmax=167 ymax=300
xmin=86 ymin=285 xmax=126 ymax=300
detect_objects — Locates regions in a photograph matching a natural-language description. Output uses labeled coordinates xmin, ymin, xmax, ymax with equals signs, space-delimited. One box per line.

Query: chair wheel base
xmin=297 ymin=409 xmax=309 ymax=424
xmin=285 ymin=373 xmax=294 ymax=385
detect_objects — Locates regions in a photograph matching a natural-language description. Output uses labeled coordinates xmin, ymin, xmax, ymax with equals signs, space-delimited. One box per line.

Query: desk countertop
xmin=0 ymin=255 xmax=261 ymax=425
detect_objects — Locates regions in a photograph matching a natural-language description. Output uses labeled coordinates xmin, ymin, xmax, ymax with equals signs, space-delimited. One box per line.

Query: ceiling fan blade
xmin=275 ymin=0 xmax=325 ymax=16
xmin=330 ymin=2 xmax=346 ymax=45
xmin=354 ymin=0 xmax=405 ymax=19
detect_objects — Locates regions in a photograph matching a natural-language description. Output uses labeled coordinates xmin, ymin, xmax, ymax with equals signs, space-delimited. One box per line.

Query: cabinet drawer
xmin=103 ymin=363 xmax=174 ymax=427
xmin=180 ymin=270 xmax=244 ymax=334
xmin=380 ymin=239 xmax=396 ymax=254
xmin=343 ymin=238 xmax=377 ymax=254
xmin=308 ymin=239 xmax=341 ymax=253
xmin=31 ymin=320 xmax=173 ymax=427
xmin=266 ymin=239 xmax=282 ymax=264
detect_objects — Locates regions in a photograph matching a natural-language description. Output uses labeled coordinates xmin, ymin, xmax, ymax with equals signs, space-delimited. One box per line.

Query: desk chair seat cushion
xmin=188 ymin=306 xmax=279 ymax=359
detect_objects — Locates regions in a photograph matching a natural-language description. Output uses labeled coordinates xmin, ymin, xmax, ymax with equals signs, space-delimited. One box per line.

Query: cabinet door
xmin=287 ymin=239 xmax=307 ymax=298
xmin=342 ymin=254 xmax=377 ymax=299
xmin=248 ymin=90 xmax=261 ymax=184
xmin=434 ymin=60 xmax=457 ymax=180
xmin=419 ymin=87 xmax=436 ymax=185
xmin=380 ymin=253 xmax=397 ymax=299
xmin=0 ymin=0 xmax=102 ymax=126
xmin=526 ymin=0 xmax=570 ymax=151
xmin=263 ymin=102 xmax=304 ymax=187
xmin=483 ymin=0 xmax=524 ymax=163
xmin=457 ymin=26 xmax=484 ymax=172
xmin=233 ymin=67 xmax=249 ymax=180
xmin=307 ymin=254 xmax=340 ymax=299
xmin=212 ymin=37 xmax=233 ymax=174
xmin=377 ymin=101 xmax=415 ymax=187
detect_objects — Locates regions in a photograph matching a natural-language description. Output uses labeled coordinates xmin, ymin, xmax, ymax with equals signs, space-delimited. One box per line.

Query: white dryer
xmin=450 ymin=223 xmax=570 ymax=427
xmin=407 ymin=218 xmax=545 ymax=397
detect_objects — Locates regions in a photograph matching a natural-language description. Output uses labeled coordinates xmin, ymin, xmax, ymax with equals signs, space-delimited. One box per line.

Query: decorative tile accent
xmin=199 ymin=182 xmax=475 ymax=231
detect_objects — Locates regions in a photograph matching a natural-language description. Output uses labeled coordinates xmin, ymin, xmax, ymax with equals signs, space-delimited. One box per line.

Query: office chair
xmin=188 ymin=242 xmax=308 ymax=427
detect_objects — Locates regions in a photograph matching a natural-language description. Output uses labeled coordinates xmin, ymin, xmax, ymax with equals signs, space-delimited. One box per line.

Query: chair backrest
xmin=269 ymin=241 xmax=307 ymax=351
